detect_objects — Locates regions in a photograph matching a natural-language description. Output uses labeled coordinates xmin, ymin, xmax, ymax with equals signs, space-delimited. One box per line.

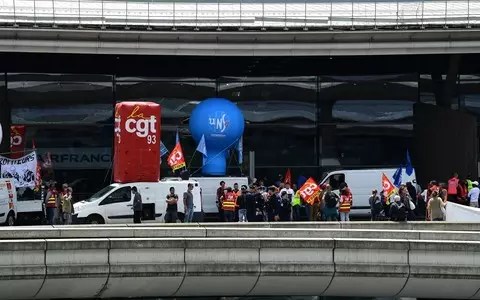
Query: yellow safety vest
xmin=292 ymin=191 xmax=301 ymax=206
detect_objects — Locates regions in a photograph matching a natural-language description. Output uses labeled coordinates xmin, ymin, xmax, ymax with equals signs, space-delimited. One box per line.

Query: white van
xmin=319 ymin=168 xmax=417 ymax=217
xmin=186 ymin=177 xmax=249 ymax=218
xmin=0 ymin=179 xmax=17 ymax=226
xmin=72 ymin=179 xmax=203 ymax=224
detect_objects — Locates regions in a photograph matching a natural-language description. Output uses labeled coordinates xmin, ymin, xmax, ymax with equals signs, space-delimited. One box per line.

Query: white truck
xmin=170 ymin=177 xmax=249 ymax=220
xmin=16 ymin=187 xmax=46 ymax=225
xmin=0 ymin=178 xmax=17 ymax=226
xmin=72 ymin=178 xmax=203 ymax=224
xmin=319 ymin=168 xmax=417 ymax=217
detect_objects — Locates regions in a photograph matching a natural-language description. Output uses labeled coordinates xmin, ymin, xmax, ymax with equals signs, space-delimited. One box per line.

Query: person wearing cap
xmin=45 ymin=181 xmax=58 ymax=225
xmin=389 ymin=194 xmax=406 ymax=221
xmin=61 ymin=186 xmax=73 ymax=225
xmin=468 ymin=181 xmax=480 ymax=208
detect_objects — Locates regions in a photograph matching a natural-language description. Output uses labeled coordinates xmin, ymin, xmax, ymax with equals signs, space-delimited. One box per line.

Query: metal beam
xmin=1 ymin=28 xmax=480 ymax=56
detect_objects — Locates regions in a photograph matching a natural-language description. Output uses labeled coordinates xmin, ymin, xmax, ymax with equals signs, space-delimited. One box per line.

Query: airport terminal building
xmin=0 ymin=0 xmax=479 ymax=197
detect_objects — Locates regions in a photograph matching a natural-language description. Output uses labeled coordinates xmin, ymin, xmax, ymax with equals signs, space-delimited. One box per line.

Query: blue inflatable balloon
xmin=189 ymin=98 xmax=245 ymax=175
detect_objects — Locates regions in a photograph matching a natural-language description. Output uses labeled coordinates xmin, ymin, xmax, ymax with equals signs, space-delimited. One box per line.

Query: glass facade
xmin=2 ymin=72 xmax=478 ymax=197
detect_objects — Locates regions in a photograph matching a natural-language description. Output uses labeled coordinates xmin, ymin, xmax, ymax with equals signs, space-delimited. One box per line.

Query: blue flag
xmin=237 ymin=136 xmax=243 ymax=164
xmin=392 ymin=166 xmax=403 ymax=188
xmin=160 ymin=140 xmax=169 ymax=157
xmin=405 ymin=150 xmax=413 ymax=176
xmin=196 ymin=134 xmax=207 ymax=157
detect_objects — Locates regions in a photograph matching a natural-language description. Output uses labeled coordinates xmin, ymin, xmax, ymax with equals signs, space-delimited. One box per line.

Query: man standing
xmin=216 ymin=181 xmax=226 ymax=222
xmin=236 ymin=185 xmax=248 ymax=222
xmin=165 ymin=187 xmax=178 ymax=223
xmin=132 ymin=186 xmax=142 ymax=224
xmin=468 ymin=181 xmax=480 ymax=208
xmin=45 ymin=181 xmax=58 ymax=225
xmin=183 ymin=183 xmax=194 ymax=223
xmin=447 ymin=172 xmax=459 ymax=203
xmin=222 ymin=187 xmax=238 ymax=222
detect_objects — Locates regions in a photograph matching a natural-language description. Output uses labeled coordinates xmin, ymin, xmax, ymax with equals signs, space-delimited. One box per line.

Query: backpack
xmin=391 ymin=202 xmax=406 ymax=221
xmin=325 ymin=192 xmax=337 ymax=208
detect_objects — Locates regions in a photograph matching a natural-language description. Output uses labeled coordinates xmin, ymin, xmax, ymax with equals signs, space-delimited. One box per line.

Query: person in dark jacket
xmin=265 ymin=186 xmax=279 ymax=221
xmin=132 ymin=186 xmax=142 ymax=224
xmin=399 ymin=185 xmax=415 ymax=221
xmin=278 ymin=190 xmax=292 ymax=221
xmin=245 ymin=185 xmax=257 ymax=222
xmin=253 ymin=186 xmax=266 ymax=222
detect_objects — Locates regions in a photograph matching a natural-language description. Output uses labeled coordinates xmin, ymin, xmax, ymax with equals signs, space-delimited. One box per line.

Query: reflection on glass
xmin=420 ymin=74 xmax=459 ymax=109
xmin=459 ymin=75 xmax=480 ymax=116
xmin=8 ymin=74 xmax=114 ymax=124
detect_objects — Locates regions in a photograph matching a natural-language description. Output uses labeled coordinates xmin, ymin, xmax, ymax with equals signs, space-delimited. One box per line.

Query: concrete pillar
xmin=432 ymin=54 xmax=461 ymax=109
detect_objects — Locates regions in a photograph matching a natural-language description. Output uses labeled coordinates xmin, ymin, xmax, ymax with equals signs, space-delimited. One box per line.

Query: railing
xmin=0 ymin=0 xmax=479 ymax=29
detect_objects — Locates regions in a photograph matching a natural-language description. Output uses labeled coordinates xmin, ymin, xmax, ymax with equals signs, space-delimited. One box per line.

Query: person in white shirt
xmin=468 ymin=181 xmax=480 ymax=208
xmin=280 ymin=183 xmax=294 ymax=202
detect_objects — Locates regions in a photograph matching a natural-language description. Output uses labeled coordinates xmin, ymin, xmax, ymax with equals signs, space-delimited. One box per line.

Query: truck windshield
xmin=86 ymin=185 xmax=116 ymax=202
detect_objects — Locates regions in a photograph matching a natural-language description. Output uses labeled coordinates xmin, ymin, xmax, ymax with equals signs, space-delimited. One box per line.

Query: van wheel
xmin=5 ymin=212 xmax=15 ymax=226
xmin=86 ymin=215 xmax=105 ymax=225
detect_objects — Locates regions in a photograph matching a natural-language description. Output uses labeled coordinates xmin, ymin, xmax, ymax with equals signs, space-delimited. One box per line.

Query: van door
xmin=99 ymin=186 xmax=132 ymax=224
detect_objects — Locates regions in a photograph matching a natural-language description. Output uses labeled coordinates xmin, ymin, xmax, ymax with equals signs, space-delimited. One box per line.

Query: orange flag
xmin=167 ymin=143 xmax=186 ymax=171
xmin=382 ymin=173 xmax=396 ymax=205
xmin=298 ymin=177 xmax=321 ymax=205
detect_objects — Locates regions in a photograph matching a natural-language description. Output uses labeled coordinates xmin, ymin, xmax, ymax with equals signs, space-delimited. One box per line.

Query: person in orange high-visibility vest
xmin=447 ymin=173 xmax=459 ymax=203
xmin=45 ymin=181 xmax=58 ymax=225
xmin=222 ymin=187 xmax=238 ymax=222
xmin=339 ymin=187 xmax=352 ymax=222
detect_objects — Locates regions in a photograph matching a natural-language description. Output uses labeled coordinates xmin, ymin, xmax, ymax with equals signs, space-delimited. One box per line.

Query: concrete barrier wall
xmin=1 ymin=238 xmax=480 ymax=299
xmin=2 ymin=224 xmax=480 ymax=241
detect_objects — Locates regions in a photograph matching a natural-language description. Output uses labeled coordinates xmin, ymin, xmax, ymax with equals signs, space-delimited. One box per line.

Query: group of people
xmin=369 ymin=172 xmax=480 ymax=222
xmin=215 ymin=180 xmax=354 ymax=222
xmin=45 ymin=181 xmax=73 ymax=225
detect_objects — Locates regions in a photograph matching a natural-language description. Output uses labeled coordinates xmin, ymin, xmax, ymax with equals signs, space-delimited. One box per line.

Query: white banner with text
xmin=0 ymin=152 xmax=37 ymax=188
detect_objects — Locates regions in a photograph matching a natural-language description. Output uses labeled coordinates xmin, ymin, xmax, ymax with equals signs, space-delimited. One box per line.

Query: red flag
xmin=382 ymin=173 xmax=396 ymax=205
xmin=10 ymin=125 xmax=26 ymax=159
xmin=284 ymin=168 xmax=292 ymax=185
xmin=167 ymin=143 xmax=186 ymax=171
xmin=298 ymin=177 xmax=321 ymax=205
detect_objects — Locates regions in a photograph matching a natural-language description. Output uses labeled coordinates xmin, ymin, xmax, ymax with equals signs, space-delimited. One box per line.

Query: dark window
xmin=100 ymin=186 xmax=131 ymax=205
xmin=8 ymin=73 xmax=113 ymax=125
xmin=320 ymin=74 xmax=418 ymax=124
xmin=319 ymin=75 xmax=416 ymax=172
xmin=115 ymin=79 xmax=216 ymax=173
xmin=459 ymin=75 xmax=480 ymax=118
xmin=218 ymin=77 xmax=317 ymax=169
xmin=325 ymin=173 xmax=345 ymax=191
xmin=419 ymin=74 xmax=459 ymax=109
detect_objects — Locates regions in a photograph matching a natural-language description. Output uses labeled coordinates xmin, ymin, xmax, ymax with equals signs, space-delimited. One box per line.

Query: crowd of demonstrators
xmin=44 ymin=181 xmax=74 ymax=225
xmin=373 ymin=172 xmax=480 ymax=222
xmin=214 ymin=178 xmax=353 ymax=222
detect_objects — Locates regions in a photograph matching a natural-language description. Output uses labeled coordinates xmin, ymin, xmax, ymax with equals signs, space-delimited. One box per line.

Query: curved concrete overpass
xmin=1 ymin=223 xmax=480 ymax=299
xmin=2 ymin=27 xmax=480 ymax=56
